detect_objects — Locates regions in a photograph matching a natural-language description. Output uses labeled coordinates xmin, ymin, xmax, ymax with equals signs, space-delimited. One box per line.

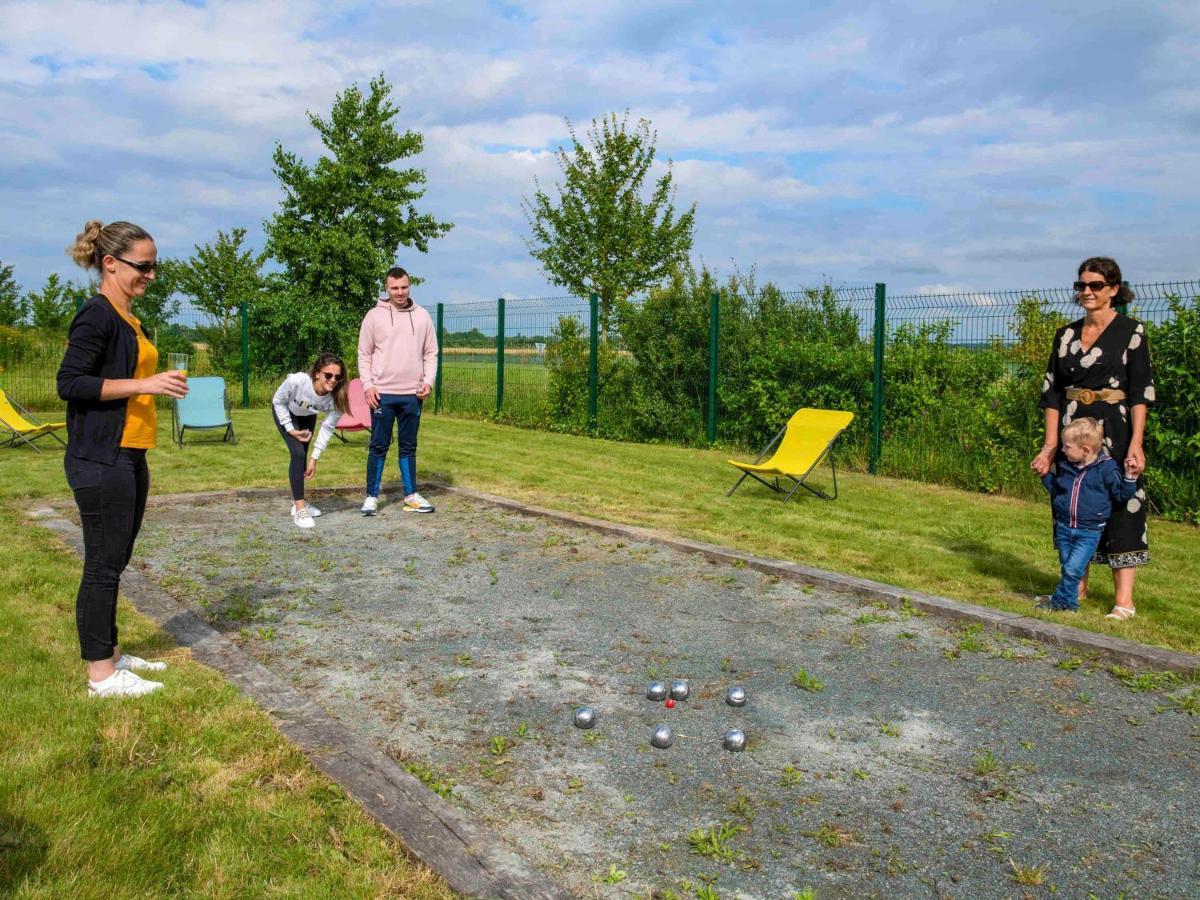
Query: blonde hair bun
xmin=69 ymin=220 xmax=105 ymax=269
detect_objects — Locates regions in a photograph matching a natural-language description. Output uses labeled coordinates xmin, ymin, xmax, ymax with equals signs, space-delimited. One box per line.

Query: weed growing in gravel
xmin=792 ymin=668 xmax=825 ymax=693
xmin=957 ymin=623 xmax=989 ymax=653
xmin=455 ymin=652 xmax=473 ymax=666
xmin=802 ymin=822 xmax=861 ymax=848
xmin=779 ymin=765 xmax=804 ymax=787
xmin=487 ymin=565 xmax=498 ymax=585
xmin=489 ymin=736 xmax=508 ymax=756
xmin=600 ymin=863 xmax=627 ymax=884
xmin=854 ymin=612 xmax=891 ymax=626
xmin=1008 ymin=858 xmax=1048 ymax=885
xmin=900 ymin=597 xmax=926 ymax=618
xmin=878 ymin=721 xmax=901 ymax=737
xmin=1109 ymin=665 xmax=1181 ymax=693
xmin=898 ymin=631 xmax=917 ymax=640
xmin=973 ymin=749 xmax=999 ymax=776
xmin=793 ymin=889 xmax=816 ymax=900
xmin=1155 ymin=689 xmax=1200 ymax=716
xmin=1056 ymin=655 xmax=1084 ymax=671
xmin=687 ymin=822 xmax=746 ymax=861
xmin=727 ymin=795 xmax=755 ymax=822
xmin=404 ymin=558 xmax=417 ymax=576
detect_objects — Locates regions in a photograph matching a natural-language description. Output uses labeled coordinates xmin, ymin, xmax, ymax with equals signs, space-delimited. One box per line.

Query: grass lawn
xmin=2 ymin=408 xmax=1196 ymax=894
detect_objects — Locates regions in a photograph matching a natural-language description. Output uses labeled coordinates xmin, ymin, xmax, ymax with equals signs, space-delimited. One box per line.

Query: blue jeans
xmin=1050 ymin=521 xmax=1103 ymax=610
xmin=366 ymin=394 xmax=422 ymax=497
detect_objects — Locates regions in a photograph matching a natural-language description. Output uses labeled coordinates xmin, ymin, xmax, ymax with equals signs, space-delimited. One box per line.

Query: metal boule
xmin=669 ymin=679 xmax=690 ymax=701
xmin=725 ymin=686 xmax=747 ymax=707
xmin=723 ymin=728 xmax=747 ymax=752
xmin=646 ymin=681 xmax=668 ymax=701
xmin=573 ymin=706 xmax=596 ymax=729
xmin=650 ymin=724 xmax=674 ymax=749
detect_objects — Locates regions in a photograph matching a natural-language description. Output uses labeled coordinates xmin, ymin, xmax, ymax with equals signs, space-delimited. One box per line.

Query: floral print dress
xmin=1039 ymin=313 xmax=1156 ymax=568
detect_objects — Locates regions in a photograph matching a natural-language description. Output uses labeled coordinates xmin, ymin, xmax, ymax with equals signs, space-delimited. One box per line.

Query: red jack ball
xmin=665 ymin=698 xmax=676 ymax=709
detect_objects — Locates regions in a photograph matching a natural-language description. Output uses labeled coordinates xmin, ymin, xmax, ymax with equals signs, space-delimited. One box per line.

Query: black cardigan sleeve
xmin=57 ymin=300 xmax=111 ymax=402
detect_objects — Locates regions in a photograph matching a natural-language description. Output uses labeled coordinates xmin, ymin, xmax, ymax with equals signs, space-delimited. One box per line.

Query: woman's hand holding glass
xmin=143 ymin=370 xmax=189 ymax=399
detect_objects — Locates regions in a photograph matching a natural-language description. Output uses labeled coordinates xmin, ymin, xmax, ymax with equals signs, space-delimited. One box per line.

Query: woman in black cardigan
xmin=57 ymin=220 xmax=188 ymax=698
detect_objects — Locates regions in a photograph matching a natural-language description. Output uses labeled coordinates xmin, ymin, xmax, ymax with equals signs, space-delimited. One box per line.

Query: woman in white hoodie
xmin=272 ymin=353 xmax=349 ymax=528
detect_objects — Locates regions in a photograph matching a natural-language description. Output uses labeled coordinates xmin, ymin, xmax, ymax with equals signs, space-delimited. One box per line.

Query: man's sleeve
xmin=357 ymin=314 xmax=374 ymax=389
xmin=422 ymin=311 xmax=438 ymax=387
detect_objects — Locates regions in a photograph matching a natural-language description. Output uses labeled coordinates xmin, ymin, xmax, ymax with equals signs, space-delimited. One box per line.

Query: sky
xmin=1 ymin=0 xmax=1197 ymax=303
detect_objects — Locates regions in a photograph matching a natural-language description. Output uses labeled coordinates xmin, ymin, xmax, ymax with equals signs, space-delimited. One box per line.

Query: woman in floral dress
xmin=1030 ymin=257 xmax=1156 ymax=621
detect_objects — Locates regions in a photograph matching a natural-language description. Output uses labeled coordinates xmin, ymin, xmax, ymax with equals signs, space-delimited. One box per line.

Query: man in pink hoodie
xmin=357 ymin=267 xmax=439 ymax=515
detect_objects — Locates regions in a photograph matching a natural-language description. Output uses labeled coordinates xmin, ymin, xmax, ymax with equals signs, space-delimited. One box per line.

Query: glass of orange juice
xmin=168 ymin=352 xmax=189 ymax=377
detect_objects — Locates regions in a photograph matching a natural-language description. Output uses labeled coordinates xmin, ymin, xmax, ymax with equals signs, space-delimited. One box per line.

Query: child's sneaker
xmin=1034 ymin=597 xmax=1075 ymax=612
xmin=361 ymin=496 xmax=378 ymax=516
xmin=293 ymin=507 xmax=315 ymax=529
xmin=114 ymin=653 xmax=167 ymax=672
xmin=403 ymin=492 xmax=435 ymax=514
xmin=88 ymin=669 xmax=163 ymax=698
xmin=292 ymin=503 xmax=321 ymax=517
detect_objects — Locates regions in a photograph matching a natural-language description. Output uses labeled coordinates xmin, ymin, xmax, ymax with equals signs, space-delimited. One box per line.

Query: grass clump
xmin=792 ymin=668 xmax=825 ymax=693
xmin=687 ymin=821 xmax=747 ymax=861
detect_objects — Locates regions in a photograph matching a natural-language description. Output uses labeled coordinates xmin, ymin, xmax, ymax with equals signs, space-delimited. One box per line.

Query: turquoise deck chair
xmin=172 ymin=376 xmax=236 ymax=447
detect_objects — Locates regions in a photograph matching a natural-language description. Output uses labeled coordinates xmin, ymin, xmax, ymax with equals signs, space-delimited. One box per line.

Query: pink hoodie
xmin=357 ymin=299 xmax=438 ymax=395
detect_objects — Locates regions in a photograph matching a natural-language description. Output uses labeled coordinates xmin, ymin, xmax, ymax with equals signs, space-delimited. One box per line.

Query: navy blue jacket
xmin=1041 ymin=454 xmax=1138 ymax=531
xmin=56 ymin=295 xmax=146 ymax=464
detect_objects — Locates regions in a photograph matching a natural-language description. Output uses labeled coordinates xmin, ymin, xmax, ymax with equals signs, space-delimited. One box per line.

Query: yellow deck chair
xmin=0 ymin=388 xmax=66 ymax=454
xmin=726 ymin=408 xmax=855 ymax=501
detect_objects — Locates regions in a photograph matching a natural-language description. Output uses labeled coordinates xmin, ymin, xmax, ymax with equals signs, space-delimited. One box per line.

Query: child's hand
xmin=1124 ymin=457 xmax=1138 ymax=478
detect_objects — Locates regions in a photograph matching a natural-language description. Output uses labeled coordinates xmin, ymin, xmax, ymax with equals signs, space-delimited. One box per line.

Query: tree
xmin=27 ymin=273 xmax=89 ymax=330
xmin=0 ymin=260 xmax=25 ymax=326
xmin=177 ymin=228 xmax=265 ymax=370
xmin=263 ymin=73 xmax=452 ymax=367
xmin=523 ymin=111 xmax=697 ymax=327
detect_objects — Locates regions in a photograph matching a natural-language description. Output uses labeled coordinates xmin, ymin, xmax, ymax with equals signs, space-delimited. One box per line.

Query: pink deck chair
xmin=334 ymin=377 xmax=371 ymax=441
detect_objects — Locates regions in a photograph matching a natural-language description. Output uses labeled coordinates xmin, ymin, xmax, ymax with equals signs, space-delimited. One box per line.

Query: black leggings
xmin=273 ymin=409 xmax=317 ymax=501
xmin=65 ymin=449 xmax=149 ymax=661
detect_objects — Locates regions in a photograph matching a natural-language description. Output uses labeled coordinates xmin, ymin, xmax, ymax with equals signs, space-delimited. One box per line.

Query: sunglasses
xmin=1073 ymin=280 xmax=1114 ymax=293
xmin=114 ymin=256 xmax=158 ymax=274
xmin=319 ymin=371 xmax=343 ymax=381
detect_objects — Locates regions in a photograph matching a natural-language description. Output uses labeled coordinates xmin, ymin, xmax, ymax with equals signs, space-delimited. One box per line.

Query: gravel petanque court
xmin=131 ymin=490 xmax=1199 ymax=899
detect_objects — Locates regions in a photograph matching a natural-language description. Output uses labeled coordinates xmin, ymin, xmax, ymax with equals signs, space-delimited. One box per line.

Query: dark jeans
xmin=272 ymin=409 xmax=317 ymax=502
xmin=1050 ymin=521 xmax=1104 ymax=611
xmin=366 ymin=394 xmax=422 ymax=496
xmin=65 ymin=449 xmax=149 ymax=661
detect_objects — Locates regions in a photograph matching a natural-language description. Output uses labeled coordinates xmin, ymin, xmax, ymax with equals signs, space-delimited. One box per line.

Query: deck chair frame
xmin=0 ymin=390 xmax=67 ymax=454
xmin=726 ymin=411 xmax=851 ymax=501
xmin=171 ymin=377 xmax=237 ymax=447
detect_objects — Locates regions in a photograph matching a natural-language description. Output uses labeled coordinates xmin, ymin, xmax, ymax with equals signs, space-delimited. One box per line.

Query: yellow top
xmin=107 ymin=298 xmax=158 ymax=449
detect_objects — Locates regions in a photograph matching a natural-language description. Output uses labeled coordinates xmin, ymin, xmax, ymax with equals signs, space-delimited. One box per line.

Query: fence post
xmin=870 ymin=282 xmax=886 ymax=474
xmin=588 ymin=293 xmax=599 ymax=433
xmin=239 ymin=301 xmax=249 ymax=409
xmin=496 ymin=297 xmax=505 ymax=415
xmin=707 ymin=290 xmax=719 ymax=444
xmin=435 ymin=302 xmax=444 ymax=414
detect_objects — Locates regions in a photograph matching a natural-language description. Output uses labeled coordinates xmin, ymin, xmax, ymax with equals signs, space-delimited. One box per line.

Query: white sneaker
xmin=361 ymin=496 xmax=378 ymax=516
xmin=403 ymin=492 xmax=434 ymax=514
xmin=293 ymin=507 xmax=315 ymax=529
xmin=114 ymin=653 xmax=167 ymax=672
xmin=88 ymin=669 xmax=164 ymax=699
xmin=292 ymin=503 xmax=321 ymax=517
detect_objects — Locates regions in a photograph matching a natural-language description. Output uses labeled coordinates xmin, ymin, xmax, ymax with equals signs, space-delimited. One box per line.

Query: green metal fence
xmin=4 ymin=280 xmax=1197 ymax=519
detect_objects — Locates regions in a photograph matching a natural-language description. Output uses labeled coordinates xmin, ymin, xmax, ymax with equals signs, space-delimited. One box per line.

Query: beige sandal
xmin=1104 ymin=606 xmax=1136 ymax=621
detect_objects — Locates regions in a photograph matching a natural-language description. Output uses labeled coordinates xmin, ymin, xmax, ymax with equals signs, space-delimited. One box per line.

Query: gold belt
xmin=1066 ymin=387 xmax=1126 ymax=405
